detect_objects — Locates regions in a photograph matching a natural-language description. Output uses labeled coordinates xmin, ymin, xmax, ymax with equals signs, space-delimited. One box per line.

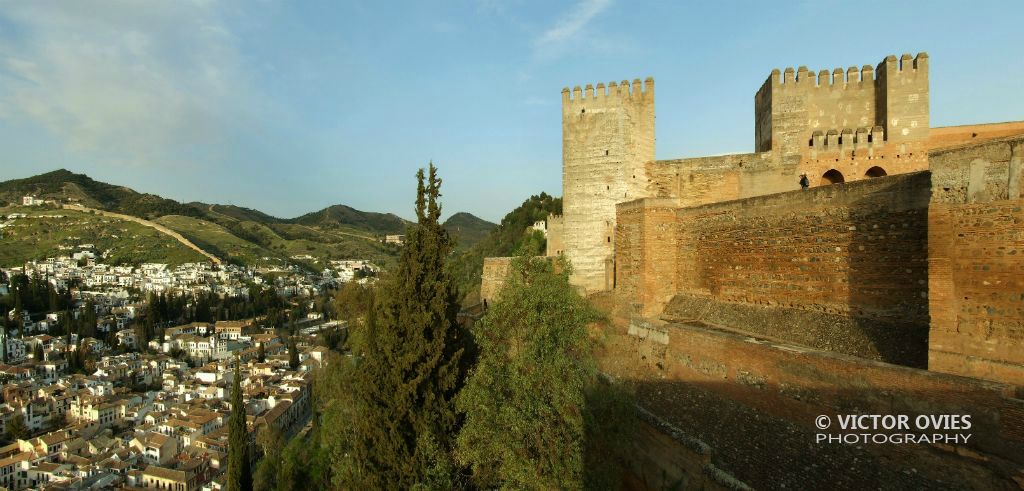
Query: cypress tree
xmin=334 ymin=163 xmax=469 ymax=488
xmin=287 ymin=338 xmax=298 ymax=370
xmin=228 ymin=362 xmax=253 ymax=491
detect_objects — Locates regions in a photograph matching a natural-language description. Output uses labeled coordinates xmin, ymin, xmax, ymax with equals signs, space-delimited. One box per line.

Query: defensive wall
xmin=595 ymin=314 xmax=1024 ymax=489
xmin=616 ymin=172 xmax=932 ymax=366
xmin=557 ymin=54 xmax=934 ymax=295
xmin=480 ymin=257 xmax=513 ymax=307
xmin=927 ymin=135 xmax=1024 ymax=383
xmin=475 ymin=51 xmax=1024 ymax=488
xmin=614 ymin=136 xmax=1024 ymax=383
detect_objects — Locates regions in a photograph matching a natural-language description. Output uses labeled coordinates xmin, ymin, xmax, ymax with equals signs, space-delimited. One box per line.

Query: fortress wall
xmin=545 ymin=214 xmax=564 ymax=256
xmin=802 ymin=138 xmax=929 ymax=185
xmin=644 ymin=153 xmax=803 ymax=205
xmin=596 ymin=319 xmax=1024 ymax=488
xmin=674 ymin=172 xmax=931 ymax=323
xmin=929 ymin=121 xmax=1024 ymax=150
xmin=614 ymin=199 xmax=678 ymax=318
xmin=928 ymin=136 xmax=1024 ymax=384
xmin=614 ymin=172 xmax=934 ymax=363
xmin=480 ymin=257 xmax=513 ymax=306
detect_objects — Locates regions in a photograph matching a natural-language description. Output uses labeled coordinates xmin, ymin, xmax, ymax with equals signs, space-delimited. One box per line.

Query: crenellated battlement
xmin=770 ymin=64 xmax=878 ymax=89
xmin=883 ymin=52 xmax=929 ymax=74
xmin=562 ymin=77 xmax=654 ymax=107
xmin=763 ymin=52 xmax=927 ymax=91
xmin=809 ymin=126 xmax=885 ymax=152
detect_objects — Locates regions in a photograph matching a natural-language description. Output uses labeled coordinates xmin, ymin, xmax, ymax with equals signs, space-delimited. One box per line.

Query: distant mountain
xmin=291 ymin=204 xmax=410 ymax=235
xmin=443 ymin=212 xmax=496 ymax=250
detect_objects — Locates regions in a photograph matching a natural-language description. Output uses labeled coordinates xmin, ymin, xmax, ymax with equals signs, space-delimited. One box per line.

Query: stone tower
xmin=562 ymin=78 xmax=654 ymax=292
xmin=754 ymin=53 xmax=929 ymax=158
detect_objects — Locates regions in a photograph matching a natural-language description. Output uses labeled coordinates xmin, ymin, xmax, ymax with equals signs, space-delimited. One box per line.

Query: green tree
xmin=332 ymin=281 xmax=373 ymax=326
xmin=80 ymin=301 xmax=98 ymax=339
xmin=257 ymin=343 xmax=266 ymax=364
xmin=287 ymin=338 xmax=299 ymax=370
xmin=253 ymin=426 xmax=283 ymax=491
xmin=227 ymin=363 xmax=253 ymax=491
xmin=326 ymin=164 xmax=470 ymax=488
xmin=33 ymin=343 xmax=44 ymax=361
xmin=5 ymin=413 xmax=29 ymax=441
xmin=455 ymin=254 xmax=596 ymax=489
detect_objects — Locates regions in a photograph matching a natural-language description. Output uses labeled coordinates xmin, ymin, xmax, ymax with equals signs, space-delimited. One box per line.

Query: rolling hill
xmin=443 ymin=212 xmax=497 ymax=251
xmin=0 ymin=169 xmax=201 ymax=219
xmin=0 ymin=169 xmax=496 ymax=270
xmin=291 ymin=204 xmax=410 ymax=235
xmin=0 ymin=207 xmax=206 ymax=267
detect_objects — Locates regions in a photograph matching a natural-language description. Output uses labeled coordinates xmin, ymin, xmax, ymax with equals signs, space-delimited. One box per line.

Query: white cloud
xmin=0 ymin=0 xmax=264 ymax=168
xmin=533 ymin=0 xmax=611 ymax=58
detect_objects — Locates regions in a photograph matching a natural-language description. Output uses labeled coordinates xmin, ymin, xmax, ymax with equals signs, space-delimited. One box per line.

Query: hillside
xmin=0 ymin=169 xmax=202 ymax=219
xmin=443 ymin=212 xmax=496 ymax=251
xmin=193 ymin=202 xmax=284 ymax=224
xmin=447 ymin=192 xmax=562 ymax=304
xmin=0 ymin=170 xmax=406 ymax=269
xmin=292 ymin=204 xmax=409 ymax=235
xmin=0 ymin=207 xmax=206 ymax=267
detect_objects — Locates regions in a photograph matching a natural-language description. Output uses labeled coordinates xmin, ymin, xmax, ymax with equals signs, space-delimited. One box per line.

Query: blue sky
xmin=1 ymin=0 xmax=1022 ymax=222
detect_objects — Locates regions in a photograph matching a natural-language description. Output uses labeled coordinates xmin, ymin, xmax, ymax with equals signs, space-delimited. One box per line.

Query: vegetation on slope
xmin=154 ymin=214 xmax=399 ymax=268
xmin=291 ymin=204 xmax=409 ymax=235
xmin=0 ymin=207 xmax=205 ymax=267
xmin=153 ymin=215 xmax=276 ymax=266
xmin=447 ymin=192 xmax=562 ymax=304
xmin=0 ymin=169 xmax=202 ymax=219
xmin=0 ymin=170 xmax=410 ymax=267
xmin=1 ymin=170 xmax=496 ymax=270
xmin=442 ymin=212 xmax=496 ymax=251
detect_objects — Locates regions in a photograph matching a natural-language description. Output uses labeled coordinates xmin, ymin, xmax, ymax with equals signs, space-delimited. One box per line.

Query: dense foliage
xmin=447 ymin=192 xmax=562 ymax=304
xmin=455 ymin=255 xmax=596 ymax=488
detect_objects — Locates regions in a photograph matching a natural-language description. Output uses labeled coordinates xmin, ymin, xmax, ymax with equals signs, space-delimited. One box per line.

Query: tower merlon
xmin=846 ymin=66 xmax=860 ymax=83
xmin=861 ymin=65 xmax=874 ymax=82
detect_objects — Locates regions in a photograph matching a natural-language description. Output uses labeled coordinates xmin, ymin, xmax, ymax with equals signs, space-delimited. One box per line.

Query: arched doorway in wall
xmin=820 ymin=169 xmax=845 ymax=186
xmin=865 ymin=166 xmax=887 ymax=178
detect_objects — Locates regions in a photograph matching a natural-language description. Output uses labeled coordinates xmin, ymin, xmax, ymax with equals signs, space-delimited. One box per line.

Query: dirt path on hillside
xmin=62 ymin=204 xmax=221 ymax=264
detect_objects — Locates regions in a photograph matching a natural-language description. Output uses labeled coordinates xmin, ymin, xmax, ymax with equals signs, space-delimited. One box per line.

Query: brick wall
xmin=928 ymin=136 xmax=1024 ymax=384
xmin=616 ymin=172 xmax=933 ymax=364
xmin=597 ymin=319 xmax=1024 ymax=489
xmin=614 ymin=199 xmax=678 ymax=318
xmin=675 ymin=172 xmax=930 ymax=324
